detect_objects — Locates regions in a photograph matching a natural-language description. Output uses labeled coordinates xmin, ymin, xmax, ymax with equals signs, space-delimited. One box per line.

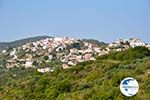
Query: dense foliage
xmin=0 ymin=46 xmax=150 ymax=100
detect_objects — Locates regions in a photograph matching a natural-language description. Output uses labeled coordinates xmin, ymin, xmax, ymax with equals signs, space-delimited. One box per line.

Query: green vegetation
xmin=0 ymin=46 xmax=150 ymax=100
xmin=66 ymin=42 xmax=84 ymax=50
xmin=82 ymin=39 xmax=108 ymax=46
xmin=97 ymin=46 xmax=150 ymax=61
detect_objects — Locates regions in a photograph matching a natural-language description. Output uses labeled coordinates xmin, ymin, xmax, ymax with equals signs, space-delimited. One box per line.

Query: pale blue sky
xmin=0 ymin=0 xmax=150 ymax=43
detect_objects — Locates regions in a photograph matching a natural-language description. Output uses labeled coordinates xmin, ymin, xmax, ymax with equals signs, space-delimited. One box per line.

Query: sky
xmin=0 ymin=0 xmax=150 ymax=43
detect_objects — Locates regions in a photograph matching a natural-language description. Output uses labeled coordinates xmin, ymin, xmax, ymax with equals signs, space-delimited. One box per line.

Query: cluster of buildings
xmin=1 ymin=37 xmax=103 ymax=70
xmin=1 ymin=37 xmax=150 ymax=73
xmin=108 ymin=38 xmax=150 ymax=51
xmin=61 ymin=43 xmax=102 ymax=69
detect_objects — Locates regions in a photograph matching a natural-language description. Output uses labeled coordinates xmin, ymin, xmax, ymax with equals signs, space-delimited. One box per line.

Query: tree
xmin=43 ymin=55 xmax=49 ymax=61
xmin=32 ymin=61 xmax=39 ymax=66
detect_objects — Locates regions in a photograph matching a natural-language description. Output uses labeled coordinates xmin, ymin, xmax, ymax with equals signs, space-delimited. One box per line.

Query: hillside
xmin=0 ymin=36 xmax=107 ymax=52
xmin=1 ymin=37 xmax=149 ymax=71
xmin=0 ymin=36 xmax=51 ymax=51
xmin=0 ymin=37 xmax=109 ymax=70
xmin=0 ymin=46 xmax=150 ymax=99
xmin=82 ymin=39 xmax=108 ymax=47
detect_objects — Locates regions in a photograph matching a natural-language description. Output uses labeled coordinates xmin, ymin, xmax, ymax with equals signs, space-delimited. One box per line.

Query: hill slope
xmin=0 ymin=36 xmax=51 ymax=51
xmin=82 ymin=39 xmax=108 ymax=46
xmin=0 ymin=46 xmax=150 ymax=100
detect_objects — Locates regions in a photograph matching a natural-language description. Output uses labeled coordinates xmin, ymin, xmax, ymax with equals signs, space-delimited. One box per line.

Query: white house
xmin=2 ymin=50 xmax=7 ymax=53
xmin=54 ymin=37 xmax=63 ymax=42
xmin=130 ymin=40 xmax=146 ymax=48
xmin=10 ymin=49 xmax=16 ymax=56
xmin=63 ymin=64 xmax=69 ymax=69
xmin=37 ymin=67 xmax=51 ymax=73
xmin=25 ymin=61 xmax=33 ymax=68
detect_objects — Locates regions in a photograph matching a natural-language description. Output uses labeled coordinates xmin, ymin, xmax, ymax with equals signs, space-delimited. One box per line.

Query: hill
xmin=82 ymin=39 xmax=108 ymax=46
xmin=0 ymin=36 xmax=107 ymax=51
xmin=0 ymin=36 xmax=51 ymax=51
xmin=0 ymin=37 xmax=109 ymax=69
xmin=0 ymin=46 xmax=150 ymax=99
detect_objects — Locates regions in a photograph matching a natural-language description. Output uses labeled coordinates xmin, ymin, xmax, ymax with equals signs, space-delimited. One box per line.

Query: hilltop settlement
xmin=0 ymin=37 xmax=150 ymax=73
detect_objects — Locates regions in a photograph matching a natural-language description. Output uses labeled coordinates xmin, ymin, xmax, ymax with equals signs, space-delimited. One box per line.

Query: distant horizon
xmin=0 ymin=34 xmax=149 ymax=44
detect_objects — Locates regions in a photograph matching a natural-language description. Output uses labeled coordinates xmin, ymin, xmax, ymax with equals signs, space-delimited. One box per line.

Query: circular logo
xmin=120 ymin=77 xmax=139 ymax=97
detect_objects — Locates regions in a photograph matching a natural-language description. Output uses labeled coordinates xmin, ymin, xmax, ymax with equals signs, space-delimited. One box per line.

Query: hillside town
xmin=0 ymin=37 xmax=150 ymax=73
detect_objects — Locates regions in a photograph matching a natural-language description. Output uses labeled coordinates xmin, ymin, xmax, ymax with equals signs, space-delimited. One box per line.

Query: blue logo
xmin=120 ymin=77 xmax=139 ymax=97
